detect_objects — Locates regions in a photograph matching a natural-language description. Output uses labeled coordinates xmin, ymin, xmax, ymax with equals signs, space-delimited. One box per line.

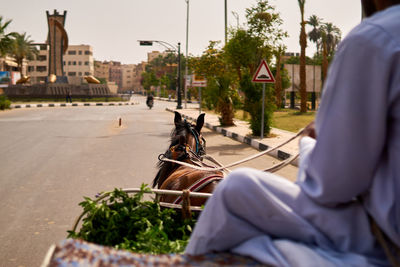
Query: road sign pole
xmin=261 ymin=83 xmax=265 ymax=139
xmin=199 ymin=87 xmax=202 ymax=115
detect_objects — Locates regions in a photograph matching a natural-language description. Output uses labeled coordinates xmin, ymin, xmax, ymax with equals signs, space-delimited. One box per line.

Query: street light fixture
xmin=138 ymin=40 xmax=182 ymax=109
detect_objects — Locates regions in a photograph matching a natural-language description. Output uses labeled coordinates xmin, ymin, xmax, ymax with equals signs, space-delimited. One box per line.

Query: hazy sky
xmin=2 ymin=0 xmax=361 ymax=64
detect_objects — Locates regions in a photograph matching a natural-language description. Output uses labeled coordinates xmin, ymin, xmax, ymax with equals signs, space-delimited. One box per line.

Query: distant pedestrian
xmin=66 ymin=89 xmax=72 ymax=103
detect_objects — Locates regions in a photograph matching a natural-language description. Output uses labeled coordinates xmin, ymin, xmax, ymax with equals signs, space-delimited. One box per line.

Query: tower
xmin=46 ymin=10 xmax=68 ymax=79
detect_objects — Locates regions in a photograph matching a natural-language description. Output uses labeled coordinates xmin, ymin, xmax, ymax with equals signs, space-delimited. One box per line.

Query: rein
xmin=159 ymin=129 xmax=303 ymax=173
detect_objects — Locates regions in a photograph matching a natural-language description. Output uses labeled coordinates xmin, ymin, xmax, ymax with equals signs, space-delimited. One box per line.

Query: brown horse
xmin=153 ymin=111 xmax=224 ymax=207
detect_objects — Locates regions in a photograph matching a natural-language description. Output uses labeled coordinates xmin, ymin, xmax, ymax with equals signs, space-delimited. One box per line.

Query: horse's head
xmin=153 ymin=112 xmax=206 ymax=188
xmin=172 ymin=111 xmax=206 ymax=157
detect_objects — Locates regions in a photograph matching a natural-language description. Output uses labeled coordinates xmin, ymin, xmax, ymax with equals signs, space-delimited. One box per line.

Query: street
xmin=0 ymin=96 xmax=297 ymax=266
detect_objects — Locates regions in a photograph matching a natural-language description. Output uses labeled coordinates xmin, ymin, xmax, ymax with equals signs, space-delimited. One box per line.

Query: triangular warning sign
xmin=252 ymin=59 xmax=275 ymax=83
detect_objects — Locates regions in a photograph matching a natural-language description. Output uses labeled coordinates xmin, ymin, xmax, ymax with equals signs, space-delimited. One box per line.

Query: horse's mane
xmin=152 ymin=120 xmax=193 ymax=188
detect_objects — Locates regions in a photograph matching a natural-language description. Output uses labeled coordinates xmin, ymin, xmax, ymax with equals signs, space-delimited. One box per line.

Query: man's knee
xmin=220 ymin=168 xmax=262 ymax=196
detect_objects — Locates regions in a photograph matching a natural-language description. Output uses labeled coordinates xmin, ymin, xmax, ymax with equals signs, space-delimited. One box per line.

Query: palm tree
xmin=307 ymin=15 xmax=322 ymax=56
xmin=298 ymin=0 xmax=307 ymax=113
xmin=0 ymin=16 xmax=17 ymax=71
xmin=274 ymin=45 xmax=285 ymax=109
xmin=320 ymin=22 xmax=342 ymax=84
xmin=11 ymin=32 xmax=38 ymax=76
xmin=323 ymin=22 xmax=342 ymax=56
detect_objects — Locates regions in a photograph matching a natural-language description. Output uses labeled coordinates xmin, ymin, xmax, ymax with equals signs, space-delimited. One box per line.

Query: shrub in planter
xmin=68 ymin=185 xmax=196 ymax=254
xmin=0 ymin=96 xmax=11 ymax=110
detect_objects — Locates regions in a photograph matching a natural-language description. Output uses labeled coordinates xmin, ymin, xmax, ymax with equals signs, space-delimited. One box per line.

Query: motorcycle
xmin=146 ymin=98 xmax=154 ymax=109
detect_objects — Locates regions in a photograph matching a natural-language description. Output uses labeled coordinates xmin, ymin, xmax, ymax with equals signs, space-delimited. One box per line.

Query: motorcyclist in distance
xmin=146 ymin=93 xmax=154 ymax=109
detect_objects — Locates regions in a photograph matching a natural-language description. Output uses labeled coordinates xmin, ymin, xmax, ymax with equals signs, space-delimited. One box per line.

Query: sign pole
xmin=199 ymin=87 xmax=202 ymax=115
xmin=261 ymin=83 xmax=265 ymax=139
xmin=252 ymin=59 xmax=275 ymax=140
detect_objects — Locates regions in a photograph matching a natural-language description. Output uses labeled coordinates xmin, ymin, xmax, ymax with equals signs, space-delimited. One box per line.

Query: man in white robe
xmin=185 ymin=1 xmax=400 ymax=266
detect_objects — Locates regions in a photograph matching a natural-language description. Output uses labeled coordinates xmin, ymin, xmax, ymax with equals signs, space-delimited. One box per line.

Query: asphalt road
xmin=0 ymin=96 xmax=297 ymax=266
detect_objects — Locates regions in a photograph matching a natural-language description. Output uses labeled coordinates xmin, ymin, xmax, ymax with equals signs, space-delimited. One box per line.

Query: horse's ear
xmin=174 ymin=112 xmax=182 ymax=127
xmin=195 ymin=113 xmax=205 ymax=132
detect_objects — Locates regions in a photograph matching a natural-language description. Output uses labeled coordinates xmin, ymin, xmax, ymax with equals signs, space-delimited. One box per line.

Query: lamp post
xmin=224 ymin=0 xmax=227 ymax=44
xmin=138 ymin=40 xmax=182 ymax=109
xmin=184 ymin=0 xmax=189 ymax=109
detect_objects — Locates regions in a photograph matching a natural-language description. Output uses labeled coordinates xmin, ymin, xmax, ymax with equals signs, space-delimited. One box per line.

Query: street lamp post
xmin=177 ymin=42 xmax=182 ymax=109
xmin=184 ymin=0 xmax=189 ymax=109
xmin=138 ymin=40 xmax=182 ymax=109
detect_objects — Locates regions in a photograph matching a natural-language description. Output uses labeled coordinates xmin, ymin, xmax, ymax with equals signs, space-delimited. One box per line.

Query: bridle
xmin=158 ymin=121 xmax=206 ymax=165
xmin=186 ymin=121 xmax=206 ymax=157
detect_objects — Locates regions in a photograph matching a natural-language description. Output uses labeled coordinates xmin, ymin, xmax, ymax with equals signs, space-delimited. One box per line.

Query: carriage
xmin=41 ymin=111 xmax=298 ymax=266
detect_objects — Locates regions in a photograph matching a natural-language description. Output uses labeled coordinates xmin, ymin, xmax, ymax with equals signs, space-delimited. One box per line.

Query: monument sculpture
xmin=4 ymin=10 xmax=113 ymax=98
xmin=46 ymin=10 xmax=68 ymax=81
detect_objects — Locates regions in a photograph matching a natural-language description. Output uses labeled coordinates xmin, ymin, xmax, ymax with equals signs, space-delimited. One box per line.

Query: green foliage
xmin=10 ymin=32 xmax=38 ymax=74
xmin=189 ymin=41 xmax=236 ymax=126
xmin=0 ymin=95 xmax=11 ymax=110
xmin=141 ymin=71 xmax=158 ymax=90
xmin=68 ymin=185 xmax=196 ymax=254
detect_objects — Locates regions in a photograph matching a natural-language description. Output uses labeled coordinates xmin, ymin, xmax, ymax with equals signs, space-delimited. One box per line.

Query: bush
xmin=68 ymin=185 xmax=196 ymax=254
xmin=0 ymin=95 xmax=11 ymax=110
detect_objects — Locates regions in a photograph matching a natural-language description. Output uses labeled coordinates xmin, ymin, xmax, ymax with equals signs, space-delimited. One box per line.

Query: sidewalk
xmin=165 ymin=107 xmax=300 ymax=167
xmin=10 ymin=102 xmax=138 ymax=108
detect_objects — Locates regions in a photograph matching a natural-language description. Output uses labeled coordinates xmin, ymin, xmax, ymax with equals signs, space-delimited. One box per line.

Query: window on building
xmin=73 ymin=61 xmax=76 ymax=65
xmin=78 ymin=61 xmax=82 ymax=65
xmin=38 ymin=55 xmax=47 ymax=61
xmin=79 ymin=51 xmax=82 ymax=55
xmin=68 ymin=72 xmax=76 ymax=76
xmin=85 ymin=61 xmax=89 ymax=65
xmin=68 ymin=50 xmax=76 ymax=55
xmin=63 ymin=61 xmax=65 ymax=65
xmin=79 ymin=72 xmax=82 ymax=76
xmin=28 ymin=66 xmax=34 ymax=72
xmin=84 ymin=51 xmax=92 ymax=55
xmin=37 ymin=66 xmax=47 ymax=72
xmin=68 ymin=61 xmax=71 ymax=65
xmin=84 ymin=72 xmax=90 ymax=75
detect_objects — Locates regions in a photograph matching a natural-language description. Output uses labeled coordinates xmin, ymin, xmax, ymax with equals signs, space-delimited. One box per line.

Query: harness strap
xmin=173 ymin=174 xmax=224 ymax=205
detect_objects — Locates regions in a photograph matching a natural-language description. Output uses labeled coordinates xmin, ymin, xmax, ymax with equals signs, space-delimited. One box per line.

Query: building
xmin=94 ymin=60 xmax=109 ymax=81
xmin=63 ymin=44 xmax=94 ymax=85
xmin=147 ymin=51 xmax=166 ymax=63
xmin=108 ymin=61 xmax=122 ymax=91
xmin=27 ymin=44 xmax=94 ymax=85
xmin=132 ymin=61 xmax=147 ymax=93
xmin=121 ymin=64 xmax=135 ymax=92
xmin=27 ymin=44 xmax=49 ymax=84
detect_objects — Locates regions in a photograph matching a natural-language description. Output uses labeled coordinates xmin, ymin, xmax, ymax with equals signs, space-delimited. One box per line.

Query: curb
xmin=166 ymin=108 xmax=298 ymax=167
xmin=11 ymin=102 xmax=139 ymax=109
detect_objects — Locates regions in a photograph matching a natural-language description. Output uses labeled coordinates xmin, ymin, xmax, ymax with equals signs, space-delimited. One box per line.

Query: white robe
xmin=185 ymin=5 xmax=400 ymax=266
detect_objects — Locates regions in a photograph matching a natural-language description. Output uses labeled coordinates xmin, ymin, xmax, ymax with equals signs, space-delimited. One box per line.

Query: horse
xmin=153 ymin=111 xmax=225 ymax=207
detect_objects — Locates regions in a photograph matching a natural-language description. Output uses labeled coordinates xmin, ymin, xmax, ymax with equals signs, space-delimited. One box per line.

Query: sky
xmin=2 ymin=0 xmax=362 ymax=65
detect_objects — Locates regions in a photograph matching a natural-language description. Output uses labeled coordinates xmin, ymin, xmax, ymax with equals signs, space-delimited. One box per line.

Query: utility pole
xmin=184 ymin=0 xmax=189 ymax=109
xmin=224 ymin=0 xmax=228 ymax=44
xmin=177 ymin=42 xmax=182 ymax=109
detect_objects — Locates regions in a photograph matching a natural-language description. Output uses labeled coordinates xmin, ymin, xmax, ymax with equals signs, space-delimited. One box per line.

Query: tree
xmin=0 ymin=16 xmax=17 ymax=71
xmin=224 ymin=0 xmax=288 ymax=136
xmin=273 ymin=46 xmax=286 ymax=108
xmin=320 ymin=22 xmax=341 ymax=83
xmin=189 ymin=41 xmax=235 ymax=126
xmin=10 ymin=32 xmax=37 ymax=75
xmin=307 ymin=15 xmax=322 ymax=56
xmin=298 ymin=0 xmax=307 ymax=113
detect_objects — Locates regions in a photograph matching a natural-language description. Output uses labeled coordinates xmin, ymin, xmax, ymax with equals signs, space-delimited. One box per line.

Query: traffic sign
xmin=252 ymin=59 xmax=275 ymax=83
xmin=191 ymin=74 xmax=207 ymax=87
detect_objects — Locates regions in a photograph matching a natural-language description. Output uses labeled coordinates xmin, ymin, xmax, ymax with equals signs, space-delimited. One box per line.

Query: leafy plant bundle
xmin=68 ymin=185 xmax=197 ymax=254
